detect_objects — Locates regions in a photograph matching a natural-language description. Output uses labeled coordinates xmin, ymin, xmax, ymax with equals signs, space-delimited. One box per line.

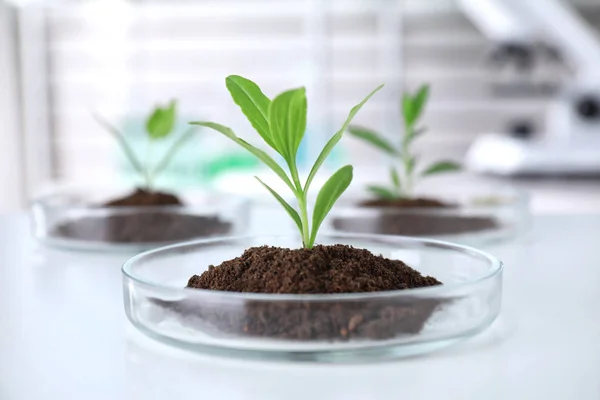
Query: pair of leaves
xmin=257 ymin=165 xmax=353 ymax=247
xmin=367 ymin=160 xmax=459 ymax=200
xmin=385 ymin=159 xmax=459 ymax=187
xmin=277 ymin=84 xmax=382 ymax=246
xmin=146 ymin=100 xmax=177 ymax=139
xmin=347 ymin=126 xmax=426 ymax=157
xmin=193 ymin=75 xmax=382 ymax=247
xmin=226 ymin=75 xmax=307 ymax=169
xmin=348 ymin=126 xmax=418 ymax=173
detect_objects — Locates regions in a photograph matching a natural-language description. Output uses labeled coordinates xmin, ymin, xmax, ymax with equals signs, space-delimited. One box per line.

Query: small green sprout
xmin=348 ymin=84 xmax=460 ymax=200
xmin=191 ymin=75 xmax=383 ymax=248
xmin=93 ymin=100 xmax=195 ymax=190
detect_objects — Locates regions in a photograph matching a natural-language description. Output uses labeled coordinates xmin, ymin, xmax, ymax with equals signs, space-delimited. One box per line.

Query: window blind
xmin=40 ymin=0 xmax=600 ymax=188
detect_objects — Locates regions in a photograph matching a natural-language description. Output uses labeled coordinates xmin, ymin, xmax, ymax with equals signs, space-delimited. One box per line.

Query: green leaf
xmin=304 ymin=84 xmax=384 ymax=192
xmin=390 ymin=167 xmax=401 ymax=190
xmin=190 ymin=121 xmax=296 ymax=194
xmin=412 ymin=84 xmax=429 ymax=123
xmin=146 ymin=100 xmax=177 ymax=139
xmin=255 ymin=177 xmax=302 ymax=232
xmin=268 ymin=87 xmax=307 ymax=162
xmin=367 ymin=185 xmax=397 ymax=200
xmin=406 ymin=155 xmax=417 ymax=175
xmin=402 ymin=84 xmax=429 ymax=127
xmin=402 ymin=93 xmax=414 ymax=127
xmin=422 ymin=160 xmax=461 ymax=176
xmin=225 ymin=75 xmax=276 ymax=149
xmin=310 ymin=165 xmax=353 ymax=246
xmin=348 ymin=125 xmax=398 ymax=156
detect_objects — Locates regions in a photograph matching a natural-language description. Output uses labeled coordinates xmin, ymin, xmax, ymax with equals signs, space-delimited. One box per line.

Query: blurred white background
xmin=1 ymin=0 xmax=600 ymax=213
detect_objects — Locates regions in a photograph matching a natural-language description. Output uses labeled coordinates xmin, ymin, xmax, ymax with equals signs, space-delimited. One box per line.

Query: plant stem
xmin=401 ymin=124 xmax=412 ymax=198
xmin=149 ymin=127 xmax=195 ymax=184
xmin=404 ymin=173 xmax=413 ymax=198
xmin=288 ymin=160 xmax=311 ymax=248
xmin=391 ymin=166 xmax=402 ymax=198
xmin=298 ymin=194 xmax=311 ymax=248
xmin=144 ymin=140 xmax=153 ymax=190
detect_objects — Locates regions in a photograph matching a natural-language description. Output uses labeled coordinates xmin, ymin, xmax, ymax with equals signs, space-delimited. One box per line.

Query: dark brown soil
xmin=103 ymin=188 xmax=182 ymax=207
xmin=332 ymin=197 xmax=498 ymax=236
xmin=168 ymin=245 xmax=443 ymax=341
xmin=361 ymin=197 xmax=449 ymax=208
xmin=52 ymin=188 xmax=232 ymax=244
xmin=188 ymin=245 xmax=440 ymax=294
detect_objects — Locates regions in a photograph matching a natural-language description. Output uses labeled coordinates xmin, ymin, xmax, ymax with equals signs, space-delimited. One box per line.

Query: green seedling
xmin=191 ymin=75 xmax=383 ymax=248
xmin=93 ymin=100 xmax=195 ymax=190
xmin=348 ymin=84 xmax=460 ymax=200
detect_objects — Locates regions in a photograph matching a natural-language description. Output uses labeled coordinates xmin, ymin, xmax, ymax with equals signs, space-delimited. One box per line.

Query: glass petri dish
xmin=123 ymin=233 xmax=502 ymax=362
xmin=328 ymin=183 xmax=530 ymax=246
xmin=31 ymin=188 xmax=250 ymax=252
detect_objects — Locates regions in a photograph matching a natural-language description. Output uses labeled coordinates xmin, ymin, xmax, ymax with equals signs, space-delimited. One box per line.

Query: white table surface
xmin=1 ymin=211 xmax=599 ymax=400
